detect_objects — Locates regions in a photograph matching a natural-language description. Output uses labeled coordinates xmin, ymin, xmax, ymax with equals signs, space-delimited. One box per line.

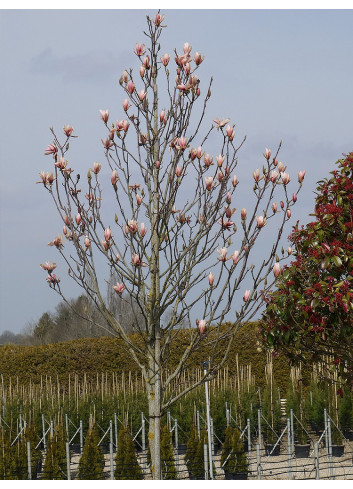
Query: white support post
xmin=174 ymin=418 xmax=178 ymax=450
xmin=42 ymin=414 xmax=46 ymax=450
xmin=65 ymin=414 xmax=69 ymax=442
xmin=247 ymin=418 xmax=251 ymax=452
xmin=314 ymin=442 xmax=320 ymax=479
xmin=114 ymin=413 xmax=118 ymax=450
xmin=66 ymin=442 xmax=71 ymax=480
xmin=141 ymin=412 xmax=145 ymax=452
xmin=203 ymin=362 xmax=213 ymax=480
xmin=258 ymin=409 xmax=262 ymax=451
xmin=203 ymin=443 xmax=208 ymax=480
xmin=324 ymin=409 xmax=329 ymax=454
xmin=197 ymin=410 xmax=200 ymax=439
xmin=27 ymin=441 xmax=32 ymax=480
xmin=110 ymin=441 xmax=114 ymax=480
xmin=256 ymin=444 xmax=261 ymax=480
xmin=287 ymin=418 xmax=292 ymax=480
xmin=328 ymin=417 xmax=333 ymax=480
xmin=290 ymin=408 xmax=295 ymax=454
xmin=80 ymin=420 xmax=83 ymax=454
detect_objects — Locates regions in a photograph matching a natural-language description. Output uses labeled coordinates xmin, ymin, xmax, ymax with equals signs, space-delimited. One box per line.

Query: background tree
xmin=115 ymin=424 xmax=143 ymax=480
xmin=42 ymin=424 xmax=67 ymax=480
xmin=160 ymin=423 xmax=177 ymax=480
xmin=261 ymin=152 xmax=353 ymax=385
xmin=38 ymin=11 xmax=303 ymax=479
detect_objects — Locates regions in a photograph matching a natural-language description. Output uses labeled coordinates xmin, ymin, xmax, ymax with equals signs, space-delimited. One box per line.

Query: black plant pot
xmin=177 ymin=444 xmax=187 ymax=455
xmin=265 ymin=443 xmax=280 ymax=456
xmin=332 ymin=445 xmax=344 ymax=457
xmin=294 ymin=444 xmax=311 ymax=458
xmin=224 ymin=471 xmax=248 ymax=480
xmin=243 ymin=440 xmax=249 ymax=452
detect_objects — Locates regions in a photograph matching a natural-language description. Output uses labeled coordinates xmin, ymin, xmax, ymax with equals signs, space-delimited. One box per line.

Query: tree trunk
xmin=147 ymin=334 xmax=162 ymax=479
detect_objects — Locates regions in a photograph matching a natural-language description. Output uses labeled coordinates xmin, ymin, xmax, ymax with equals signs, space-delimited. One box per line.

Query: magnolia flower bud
xmin=93 ymin=162 xmax=101 ymax=174
xmin=208 ymin=272 xmax=215 ymax=286
xmin=273 ymin=262 xmax=282 ymax=278
xmin=287 ymin=209 xmax=291 ymax=218
xmin=63 ymin=124 xmax=74 ymax=137
xmin=241 ymin=208 xmax=247 ymax=220
xmin=84 ymin=236 xmax=91 ymax=248
xmin=127 ymin=81 xmax=135 ymax=94
xmin=256 ymin=216 xmax=266 ymax=228
xmin=298 ymin=170 xmax=306 ymax=183
xmin=264 ymin=148 xmax=271 ymax=160
xmin=104 ymin=228 xmax=112 ymax=241
xmin=75 ymin=213 xmax=82 ymax=226
xmin=272 ymin=202 xmax=278 ymax=213
xmin=198 ymin=319 xmax=206 ymax=334
xmin=111 ymin=170 xmax=118 ymax=186
xmin=113 ymin=282 xmax=125 ymax=294
xmin=99 ymin=110 xmax=109 ymax=123
xmin=243 ymin=290 xmax=250 ymax=302
xmin=161 ymin=53 xmax=170 ymax=66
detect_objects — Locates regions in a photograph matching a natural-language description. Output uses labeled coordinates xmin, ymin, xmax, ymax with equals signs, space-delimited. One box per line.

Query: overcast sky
xmin=0 ymin=8 xmax=352 ymax=334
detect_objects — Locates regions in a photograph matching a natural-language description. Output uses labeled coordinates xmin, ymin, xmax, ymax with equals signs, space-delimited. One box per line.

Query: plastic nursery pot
xmin=343 ymin=429 xmax=353 ymax=441
xmin=294 ymin=444 xmax=311 ymax=458
xmin=224 ymin=471 xmax=248 ymax=480
xmin=265 ymin=444 xmax=280 ymax=456
xmin=331 ymin=445 xmax=345 ymax=457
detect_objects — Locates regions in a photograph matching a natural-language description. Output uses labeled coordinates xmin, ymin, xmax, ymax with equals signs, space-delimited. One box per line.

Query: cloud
xmin=29 ymin=48 xmax=131 ymax=84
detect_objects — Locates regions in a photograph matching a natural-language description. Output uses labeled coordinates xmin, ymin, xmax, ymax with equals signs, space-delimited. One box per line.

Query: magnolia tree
xmin=261 ymin=152 xmax=353 ymax=389
xmin=38 ymin=12 xmax=304 ymax=479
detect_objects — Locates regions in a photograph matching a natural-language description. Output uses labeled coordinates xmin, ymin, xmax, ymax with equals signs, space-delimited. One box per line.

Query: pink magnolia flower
xmin=270 ymin=170 xmax=278 ymax=183
xmin=232 ymin=175 xmax=238 ymax=187
xmin=75 ymin=213 xmax=82 ymax=226
xmin=243 ymin=290 xmax=250 ymax=302
xmin=195 ymin=146 xmax=203 ymax=159
xmin=287 ymin=247 xmax=292 ymax=255
xmin=113 ymin=282 xmax=125 ymax=294
xmin=253 ymin=169 xmax=260 ymax=182
xmin=55 ymin=157 xmax=68 ymax=170
xmin=203 ymin=154 xmax=213 ymax=167
xmin=217 ymin=247 xmax=228 ymax=262
xmin=63 ymin=225 xmax=67 ymax=235
xmin=198 ymin=319 xmax=206 ymax=334
xmin=99 ymin=110 xmax=109 ymax=123
xmin=154 ymin=13 xmax=165 ymax=26
xmin=101 ymin=240 xmax=110 ymax=251
xmin=273 ymin=262 xmax=282 ymax=278
xmin=48 ymin=234 xmax=64 ymax=249
xmin=143 ymin=55 xmax=150 ymax=69
xmin=176 ymin=83 xmax=188 ymax=92
xmin=277 ymin=161 xmax=285 ymax=172
xmin=184 ymin=62 xmax=191 ymax=75
xmin=183 ymin=42 xmax=192 ymax=55
xmin=161 ymin=53 xmax=170 ymax=66
xmin=138 ymin=89 xmax=147 ymax=101
xmin=280 ymin=171 xmax=290 ymax=185
xmin=205 ymin=176 xmax=213 ymax=191
xmin=217 ymin=171 xmax=225 ymax=183
xmin=264 ymin=148 xmax=271 ymax=160
xmin=155 ymin=161 xmax=160 ymax=169
xmin=40 ymin=261 xmax=57 ymax=272
xmin=219 ymin=218 xmax=233 ymax=230
xmin=232 ymin=250 xmax=240 ymax=265
xmin=280 ymin=201 xmax=285 ymax=209
xmin=292 ymin=193 xmax=297 ymax=203
xmin=208 ymin=272 xmax=215 ymax=286
xmin=92 ymin=162 xmax=101 ymax=174
xmin=160 ymin=110 xmax=167 ymax=124
xmin=126 ymin=219 xmax=138 ymax=234
xmin=101 ymin=138 xmax=113 ymax=149
xmin=194 ymin=52 xmax=204 ymax=65
xmin=225 ymin=125 xmax=235 ymax=141
xmin=63 ymin=124 xmax=74 ymax=137
xmin=84 ymin=236 xmax=91 ymax=248
xmin=256 ymin=216 xmax=267 ymax=228
xmin=111 ymin=170 xmax=118 ymax=185
xmin=175 ymin=165 xmax=182 ymax=177
xmin=104 ymin=228 xmax=112 ymax=241
xmin=139 ymin=65 xmax=146 ymax=78
xmin=216 ymin=154 xmax=225 ymax=167
xmin=139 ymin=223 xmax=147 ymax=237
xmin=136 ymin=194 xmax=142 ymax=206
xmin=272 ymin=202 xmax=278 ymax=213
xmin=226 ymin=192 xmax=232 ymax=204
xmin=122 ymin=70 xmax=129 ymax=83
xmin=241 ymin=208 xmax=247 ymax=220
xmin=122 ymin=99 xmax=131 ymax=111
xmin=132 ymin=254 xmax=145 ymax=267
xmin=127 ymin=81 xmax=135 ymax=94
xmin=214 ymin=118 xmax=230 ymax=130
xmin=298 ymin=170 xmax=306 ymax=183
xmin=46 ymin=273 xmax=60 ymax=285
xmin=44 ymin=144 xmax=57 ymax=155
xmin=176 ymin=137 xmax=188 ymax=150
xmin=134 ymin=43 xmax=146 ymax=56
xmin=287 ymin=209 xmax=291 ymax=218
xmin=64 ymin=215 xmax=70 ymax=225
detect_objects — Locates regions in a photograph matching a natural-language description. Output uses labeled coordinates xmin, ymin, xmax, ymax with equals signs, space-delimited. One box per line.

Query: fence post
xmin=314 ymin=442 xmax=320 ymax=479
xmin=287 ymin=418 xmax=292 ymax=480
xmin=203 ymin=443 xmax=208 ymax=480
xmin=114 ymin=413 xmax=118 ymax=450
xmin=65 ymin=413 xmax=69 ymax=442
xmin=27 ymin=441 xmax=32 ymax=480
xmin=256 ymin=444 xmax=261 ymax=480
xmin=290 ymin=408 xmax=295 ymax=454
xmin=324 ymin=409 xmax=328 ymax=455
xmin=66 ymin=442 xmax=71 ymax=480
xmin=226 ymin=407 xmax=230 ymax=427
xmin=141 ymin=412 xmax=145 ymax=452
xmin=167 ymin=411 xmax=171 ymax=430
xmin=203 ymin=361 xmax=213 ymax=480
xmin=247 ymin=418 xmax=251 ymax=452
xmin=42 ymin=414 xmax=46 ymax=450
xmin=110 ymin=441 xmax=114 ymax=480
xmin=197 ymin=410 xmax=200 ymax=439
xmin=174 ymin=418 xmax=178 ymax=451
xmin=258 ymin=409 xmax=262 ymax=451
xmin=328 ymin=416 xmax=333 ymax=480
xmin=50 ymin=420 xmax=54 ymax=437
xmin=80 ymin=420 xmax=83 ymax=455
xmin=210 ymin=417 xmax=215 ymax=456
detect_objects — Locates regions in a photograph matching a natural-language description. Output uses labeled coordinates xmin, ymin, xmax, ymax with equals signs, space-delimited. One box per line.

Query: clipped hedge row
xmin=0 ymin=322 xmax=294 ymax=391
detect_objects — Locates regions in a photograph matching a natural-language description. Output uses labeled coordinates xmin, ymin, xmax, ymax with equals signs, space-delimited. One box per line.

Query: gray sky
xmin=0 ymin=8 xmax=352 ymax=334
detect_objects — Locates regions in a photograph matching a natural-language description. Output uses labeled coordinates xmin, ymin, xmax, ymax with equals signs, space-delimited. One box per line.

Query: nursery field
xmin=1 ymin=338 xmax=353 ymax=480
